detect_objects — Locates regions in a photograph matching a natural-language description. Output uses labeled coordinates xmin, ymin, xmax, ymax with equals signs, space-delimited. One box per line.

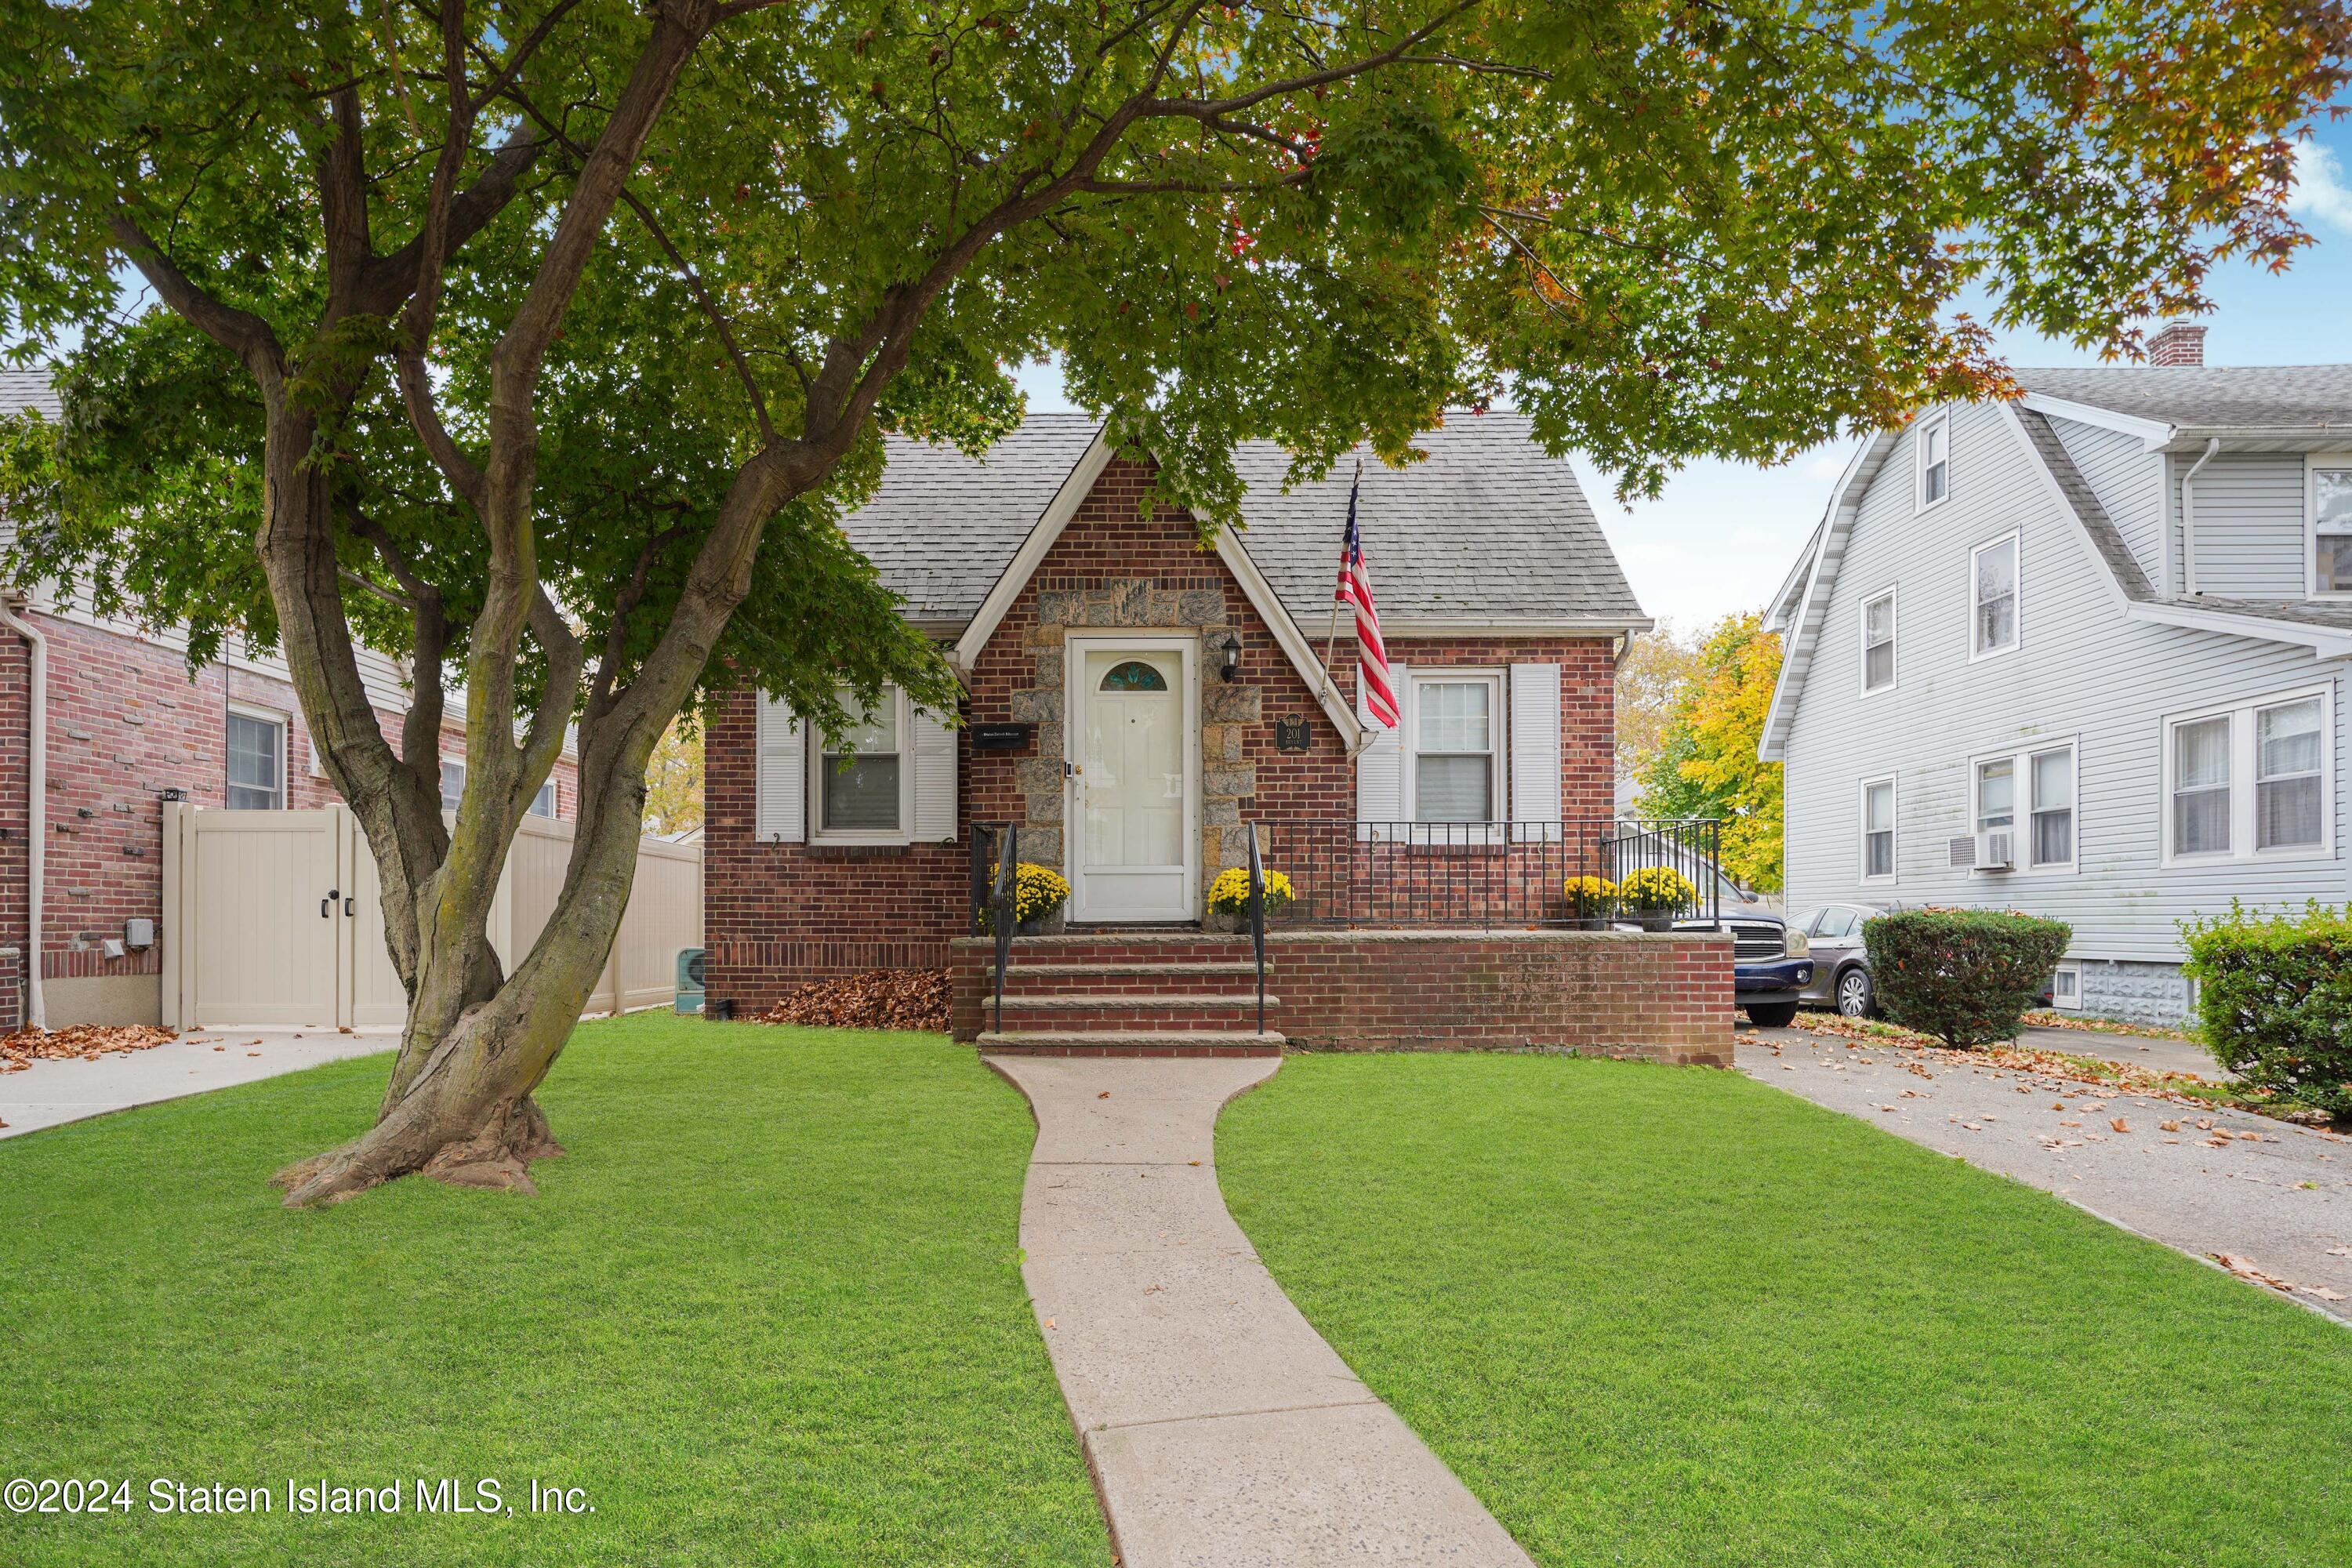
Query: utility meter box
xmin=675 ymin=948 xmax=706 ymax=1014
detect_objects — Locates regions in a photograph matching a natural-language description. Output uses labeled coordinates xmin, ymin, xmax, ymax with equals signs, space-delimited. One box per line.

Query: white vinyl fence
xmin=162 ymin=804 xmax=702 ymax=1030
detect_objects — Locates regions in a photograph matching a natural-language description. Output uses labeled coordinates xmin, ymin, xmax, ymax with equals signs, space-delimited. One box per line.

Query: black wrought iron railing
xmin=1242 ymin=818 xmax=1722 ymax=930
xmin=970 ymin=822 xmax=1020 ymax=1033
xmin=1244 ymin=821 xmax=1268 ymax=1033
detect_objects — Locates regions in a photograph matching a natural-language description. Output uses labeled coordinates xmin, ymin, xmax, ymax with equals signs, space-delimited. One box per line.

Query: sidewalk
xmin=987 ymin=1053 xmax=1532 ymax=1568
xmin=1 ymin=1029 xmax=394 ymax=1140
xmin=2013 ymin=1024 xmax=2234 ymax=1080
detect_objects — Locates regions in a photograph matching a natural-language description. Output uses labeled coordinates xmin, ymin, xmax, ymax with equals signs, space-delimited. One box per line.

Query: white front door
xmin=1069 ymin=639 xmax=1197 ymax=921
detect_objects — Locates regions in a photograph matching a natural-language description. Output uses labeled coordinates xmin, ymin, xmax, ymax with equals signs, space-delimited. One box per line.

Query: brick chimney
xmin=2148 ymin=320 xmax=2207 ymax=367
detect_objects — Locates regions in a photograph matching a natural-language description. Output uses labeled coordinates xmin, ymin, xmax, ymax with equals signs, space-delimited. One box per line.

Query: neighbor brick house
xmin=0 ymin=369 xmax=576 ymax=1028
xmin=705 ymin=412 xmax=1737 ymax=1061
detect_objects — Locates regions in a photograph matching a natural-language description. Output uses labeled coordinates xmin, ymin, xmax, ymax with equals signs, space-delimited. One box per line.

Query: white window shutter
xmin=1509 ymin=662 xmax=1563 ymax=840
xmin=912 ymin=700 xmax=959 ymax=842
xmin=1355 ymin=660 xmax=1408 ymax=831
xmin=755 ymin=692 xmax=806 ymax=844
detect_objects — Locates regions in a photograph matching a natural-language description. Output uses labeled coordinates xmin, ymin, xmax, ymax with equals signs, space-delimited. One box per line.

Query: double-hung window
xmin=1862 ymin=590 xmax=1896 ymax=694
xmin=1970 ymin=532 xmax=2019 ymax=659
xmin=1859 ymin=775 xmax=1896 ymax=882
xmin=225 ymin=707 xmax=287 ymax=810
xmin=1410 ymin=674 xmax=1501 ymax=824
xmin=2165 ymin=687 xmax=2333 ymax=862
xmin=1918 ymin=412 xmax=1950 ymax=507
xmin=1972 ymin=739 xmax=2077 ymax=872
xmin=529 ymin=779 xmax=558 ymax=818
xmin=440 ymin=758 xmax=467 ymax=812
xmin=814 ymin=684 xmax=908 ymax=840
xmin=2312 ymin=458 xmax=2352 ymax=597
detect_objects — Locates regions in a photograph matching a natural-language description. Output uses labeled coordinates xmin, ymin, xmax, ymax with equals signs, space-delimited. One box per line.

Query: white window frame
xmin=2307 ymin=452 xmax=2352 ymax=600
xmin=2051 ymin=961 xmax=2082 ymax=1012
xmin=224 ymin=701 xmax=289 ymax=811
xmin=1403 ymin=670 xmax=1506 ymax=827
xmin=2161 ymin=684 xmax=2336 ymax=866
xmin=528 ymin=778 xmax=558 ymax=818
xmin=1915 ymin=409 xmax=1951 ymax=512
xmin=1968 ymin=530 xmax=2021 ymax=662
xmin=1857 ymin=773 xmax=1897 ymax=884
xmin=1860 ymin=587 xmax=1897 ymax=697
xmin=440 ymin=757 xmax=467 ymax=813
xmin=1967 ymin=736 xmax=2078 ymax=876
xmin=808 ymin=683 xmax=916 ymax=846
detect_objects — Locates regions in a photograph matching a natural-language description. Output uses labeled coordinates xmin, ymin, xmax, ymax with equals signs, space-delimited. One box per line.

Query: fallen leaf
xmin=2159 ymin=1120 xmax=2180 ymax=1132
xmin=2060 ymin=1119 xmax=2083 ymax=1127
xmin=2111 ymin=1117 xmax=2130 ymax=1134
xmin=1098 ymin=1091 xmax=1111 ymax=1099
xmin=2325 ymin=1245 xmax=2352 ymax=1258
xmin=2206 ymin=1136 xmax=2233 ymax=1148
xmin=2197 ymin=1118 xmax=2215 ymax=1130
xmin=2302 ymin=1285 xmax=2348 ymax=1301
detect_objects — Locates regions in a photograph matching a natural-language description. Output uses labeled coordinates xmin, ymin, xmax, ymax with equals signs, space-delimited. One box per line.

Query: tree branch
xmin=104 ymin=216 xmax=285 ymax=383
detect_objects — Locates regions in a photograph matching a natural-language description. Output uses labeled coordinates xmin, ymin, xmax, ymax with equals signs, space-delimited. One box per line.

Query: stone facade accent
xmin=0 ymin=608 xmax=578 ymax=1027
xmin=703 ymin=452 xmax=1622 ymax=1011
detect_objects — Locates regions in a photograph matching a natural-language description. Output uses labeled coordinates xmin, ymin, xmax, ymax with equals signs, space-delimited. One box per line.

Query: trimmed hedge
xmin=2182 ymin=902 xmax=2352 ymax=1118
xmin=1863 ymin=908 xmax=2072 ymax=1051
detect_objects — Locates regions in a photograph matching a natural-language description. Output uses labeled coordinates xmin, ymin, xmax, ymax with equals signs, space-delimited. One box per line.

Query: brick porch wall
xmin=949 ymin=928 xmax=1733 ymax=1065
xmin=703 ymin=451 xmax=1622 ymax=1010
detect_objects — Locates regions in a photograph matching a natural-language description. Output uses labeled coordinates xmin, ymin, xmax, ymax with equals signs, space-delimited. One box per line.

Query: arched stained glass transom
xmin=1098 ymin=659 xmax=1169 ymax=692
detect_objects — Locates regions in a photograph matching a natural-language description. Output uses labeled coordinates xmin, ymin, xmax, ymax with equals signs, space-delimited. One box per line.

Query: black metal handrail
xmin=1235 ymin=818 xmax=1722 ymax=930
xmin=1245 ymin=822 xmax=1267 ymax=1034
xmin=990 ymin=825 xmax=1018 ymax=1034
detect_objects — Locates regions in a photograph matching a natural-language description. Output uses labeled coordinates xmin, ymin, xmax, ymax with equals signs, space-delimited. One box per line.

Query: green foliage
xmin=0 ymin=0 xmax=2344 ymax=773
xmin=1865 ymin=908 xmax=2072 ymax=1050
xmin=2183 ymin=902 xmax=2352 ymax=1117
xmin=1635 ymin=612 xmax=1783 ymax=891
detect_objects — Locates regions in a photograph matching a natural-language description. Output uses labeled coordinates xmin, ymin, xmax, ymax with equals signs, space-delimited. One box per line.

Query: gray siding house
xmin=1761 ymin=331 xmax=2352 ymax=1023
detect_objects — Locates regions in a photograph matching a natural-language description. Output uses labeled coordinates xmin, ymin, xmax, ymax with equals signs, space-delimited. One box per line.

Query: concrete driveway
xmin=1739 ymin=1030 xmax=2352 ymax=1322
xmin=0 ymin=1028 xmax=394 ymax=1140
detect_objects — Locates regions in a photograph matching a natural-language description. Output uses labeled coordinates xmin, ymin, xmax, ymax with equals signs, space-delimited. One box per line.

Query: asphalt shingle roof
xmin=2015 ymin=409 xmax=2153 ymax=601
xmin=853 ymin=411 xmax=1646 ymax=628
xmin=2013 ymin=365 xmax=2352 ymax=432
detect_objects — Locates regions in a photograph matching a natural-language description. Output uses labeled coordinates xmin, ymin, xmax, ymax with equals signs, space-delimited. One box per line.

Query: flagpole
xmin=1319 ymin=459 xmax=1362 ymax=707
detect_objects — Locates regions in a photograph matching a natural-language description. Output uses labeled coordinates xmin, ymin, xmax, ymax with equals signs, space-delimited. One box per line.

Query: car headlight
xmin=1784 ymin=928 xmax=1809 ymax=957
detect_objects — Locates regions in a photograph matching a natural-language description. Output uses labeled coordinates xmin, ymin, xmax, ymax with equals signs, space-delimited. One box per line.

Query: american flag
xmin=1334 ymin=473 xmax=1397 ymax=728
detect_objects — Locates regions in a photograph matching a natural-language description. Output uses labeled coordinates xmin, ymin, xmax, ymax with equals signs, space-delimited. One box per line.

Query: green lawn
xmin=1218 ymin=1053 xmax=2352 ymax=1567
xmin=0 ymin=1014 xmax=1106 ymax=1567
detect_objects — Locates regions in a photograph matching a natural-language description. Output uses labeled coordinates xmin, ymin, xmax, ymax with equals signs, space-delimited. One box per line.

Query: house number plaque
xmin=1273 ymin=713 xmax=1311 ymax=753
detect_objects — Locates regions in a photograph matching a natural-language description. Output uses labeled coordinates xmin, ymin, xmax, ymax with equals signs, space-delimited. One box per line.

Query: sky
xmin=1015 ymin=121 xmax=2352 ymax=638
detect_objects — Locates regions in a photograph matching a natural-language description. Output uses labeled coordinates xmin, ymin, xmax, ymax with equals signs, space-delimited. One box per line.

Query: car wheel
xmin=1744 ymin=1000 xmax=1798 ymax=1029
xmin=1835 ymin=967 xmax=1875 ymax=1018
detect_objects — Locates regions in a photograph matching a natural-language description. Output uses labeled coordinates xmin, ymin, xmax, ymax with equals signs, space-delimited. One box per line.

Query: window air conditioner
xmin=1974 ymin=828 xmax=2015 ymax=870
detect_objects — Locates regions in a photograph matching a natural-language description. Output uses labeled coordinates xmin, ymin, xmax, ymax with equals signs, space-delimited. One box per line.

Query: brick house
xmin=0 ymin=370 xmax=577 ymax=1029
xmin=706 ymin=413 xmax=1737 ymax=1062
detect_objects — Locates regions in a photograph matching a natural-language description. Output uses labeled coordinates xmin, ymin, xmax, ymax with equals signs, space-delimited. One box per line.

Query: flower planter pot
xmin=1635 ymin=911 xmax=1676 ymax=932
xmin=1203 ymin=908 xmax=1247 ymax=935
xmin=1017 ymin=909 xmax=1068 ymax=937
xmin=1567 ymin=916 xmax=1608 ymax=931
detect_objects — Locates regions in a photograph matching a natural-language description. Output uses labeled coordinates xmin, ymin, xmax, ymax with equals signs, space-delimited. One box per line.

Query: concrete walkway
xmin=1 ymin=1029 xmax=394 ymax=1140
xmin=987 ymin=1053 xmax=1533 ymax=1568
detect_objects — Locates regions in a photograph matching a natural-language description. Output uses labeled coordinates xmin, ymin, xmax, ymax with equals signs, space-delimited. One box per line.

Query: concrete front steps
xmin=966 ymin=931 xmax=1283 ymax=1056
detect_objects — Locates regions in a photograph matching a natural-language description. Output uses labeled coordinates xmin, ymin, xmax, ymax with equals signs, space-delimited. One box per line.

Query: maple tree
xmin=0 ymin=0 xmax=2343 ymax=1203
xmin=1636 ymin=612 xmax=1784 ymax=890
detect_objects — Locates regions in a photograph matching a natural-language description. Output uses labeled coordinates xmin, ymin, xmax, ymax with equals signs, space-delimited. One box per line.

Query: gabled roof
xmin=2012 ymin=408 xmax=2153 ymax=602
xmin=852 ymin=412 xmax=1649 ymax=633
xmin=2013 ymin=365 xmax=2352 ymax=435
xmin=952 ymin=428 xmax=1368 ymax=753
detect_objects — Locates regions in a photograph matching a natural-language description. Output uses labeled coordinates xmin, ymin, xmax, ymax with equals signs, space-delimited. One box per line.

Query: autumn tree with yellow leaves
xmin=1634 ymin=613 xmax=1784 ymax=892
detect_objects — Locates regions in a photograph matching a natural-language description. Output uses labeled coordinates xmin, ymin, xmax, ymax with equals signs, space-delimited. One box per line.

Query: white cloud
xmin=2290 ymin=143 xmax=2352 ymax=234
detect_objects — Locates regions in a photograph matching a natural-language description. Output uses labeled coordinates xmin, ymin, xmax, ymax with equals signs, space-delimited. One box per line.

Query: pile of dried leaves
xmin=1 ymin=1023 xmax=180 ymax=1074
xmin=1780 ymin=1013 xmax=2333 ymax=1126
xmin=758 ymin=969 xmax=950 ymax=1033
xmin=2019 ymin=1009 xmax=2193 ymax=1043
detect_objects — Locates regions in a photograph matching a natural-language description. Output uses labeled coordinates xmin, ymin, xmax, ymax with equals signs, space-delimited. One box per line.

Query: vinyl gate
xmin=162 ymin=804 xmax=702 ymax=1030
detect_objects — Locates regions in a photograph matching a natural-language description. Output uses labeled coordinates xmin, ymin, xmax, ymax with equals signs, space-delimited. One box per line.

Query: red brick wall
xmin=0 ymin=609 xmax=578 ymax=1025
xmin=703 ymin=452 xmax=1622 ymax=1011
xmin=947 ymin=929 xmax=1733 ymax=1065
